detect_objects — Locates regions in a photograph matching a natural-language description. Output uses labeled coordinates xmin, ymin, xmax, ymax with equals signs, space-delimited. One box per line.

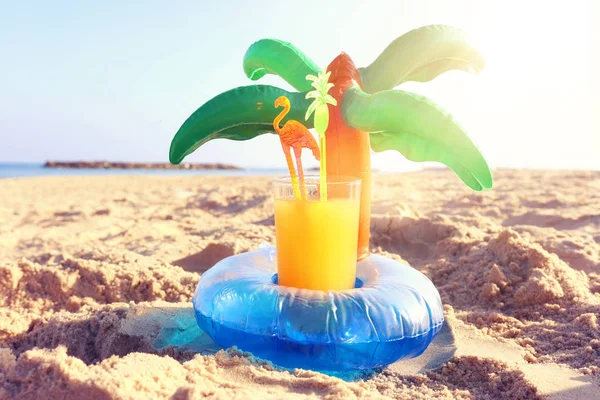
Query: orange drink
xmin=273 ymin=176 xmax=361 ymax=291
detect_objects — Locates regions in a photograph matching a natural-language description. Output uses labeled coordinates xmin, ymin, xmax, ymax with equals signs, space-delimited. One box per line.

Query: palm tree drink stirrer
xmin=305 ymin=69 xmax=337 ymax=201
xmin=169 ymin=25 xmax=493 ymax=278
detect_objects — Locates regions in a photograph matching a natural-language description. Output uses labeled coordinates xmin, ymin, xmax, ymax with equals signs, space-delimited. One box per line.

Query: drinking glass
xmin=273 ymin=175 xmax=361 ymax=291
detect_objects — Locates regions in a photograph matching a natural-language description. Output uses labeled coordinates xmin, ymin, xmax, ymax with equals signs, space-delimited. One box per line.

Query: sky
xmin=1 ymin=0 xmax=599 ymax=170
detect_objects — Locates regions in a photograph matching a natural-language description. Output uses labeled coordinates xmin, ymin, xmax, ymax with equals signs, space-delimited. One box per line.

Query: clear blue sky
xmin=1 ymin=0 xmax=598 ymax=170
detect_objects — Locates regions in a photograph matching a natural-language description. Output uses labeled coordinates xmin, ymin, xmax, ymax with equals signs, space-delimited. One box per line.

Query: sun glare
xmin=462 ymin=1 xmax=596 ymax=170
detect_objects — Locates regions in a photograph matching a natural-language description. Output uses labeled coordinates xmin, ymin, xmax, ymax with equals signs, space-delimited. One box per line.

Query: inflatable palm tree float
xmin=169 ymin=25 xmax=493 ymax=261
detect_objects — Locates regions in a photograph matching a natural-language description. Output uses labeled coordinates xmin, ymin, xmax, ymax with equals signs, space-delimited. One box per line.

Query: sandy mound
xmin=1 ymin=171 xmax=599 ymax=399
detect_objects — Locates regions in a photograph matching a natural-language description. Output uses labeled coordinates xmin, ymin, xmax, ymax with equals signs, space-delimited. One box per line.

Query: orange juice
xmin=274 ymin=198 xmax=360 ymax=291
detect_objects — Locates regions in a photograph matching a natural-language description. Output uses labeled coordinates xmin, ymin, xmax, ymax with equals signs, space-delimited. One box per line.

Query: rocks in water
xmin=43 ymin=161 xmax=242 ymax=170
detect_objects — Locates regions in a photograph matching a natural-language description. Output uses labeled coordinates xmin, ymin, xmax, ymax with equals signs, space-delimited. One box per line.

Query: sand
xmin=0 ymin=170 xmax=599 ymax=399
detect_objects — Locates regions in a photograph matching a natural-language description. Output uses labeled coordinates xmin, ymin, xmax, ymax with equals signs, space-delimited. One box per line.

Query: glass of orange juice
xmin=273 ymin=175 xmax=361 ymax=291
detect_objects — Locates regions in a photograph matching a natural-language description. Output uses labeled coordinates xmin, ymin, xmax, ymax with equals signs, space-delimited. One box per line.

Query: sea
xmin=0 ymin=163 xmax=291 ymax=179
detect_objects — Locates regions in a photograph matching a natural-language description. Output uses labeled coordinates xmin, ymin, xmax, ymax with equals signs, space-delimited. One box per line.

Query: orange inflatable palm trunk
xmin=326 ymin=53 xmax=371 ymax=261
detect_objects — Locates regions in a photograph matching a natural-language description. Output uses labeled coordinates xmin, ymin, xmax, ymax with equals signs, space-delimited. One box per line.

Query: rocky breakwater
xmin=43 ymin=161 xmax=242 ymax=170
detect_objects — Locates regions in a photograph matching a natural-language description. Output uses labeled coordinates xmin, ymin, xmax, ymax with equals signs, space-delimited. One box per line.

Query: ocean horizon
xmin=0 ymin=162 xmax=294 ymax=178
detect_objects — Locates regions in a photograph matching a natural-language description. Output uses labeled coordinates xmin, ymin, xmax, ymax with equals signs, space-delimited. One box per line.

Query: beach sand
xmin=0 ymin=170 xmax=599 ymax=399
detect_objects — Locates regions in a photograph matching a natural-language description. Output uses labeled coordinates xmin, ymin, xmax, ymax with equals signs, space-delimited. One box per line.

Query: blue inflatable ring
xmin=192 ymin=246 xmax=444 ymax=371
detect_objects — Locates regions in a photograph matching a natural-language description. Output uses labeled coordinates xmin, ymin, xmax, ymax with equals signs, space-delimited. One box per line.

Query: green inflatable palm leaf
xmin=358 ymin=25 xmax=485 ymax=93
xmin=370 ymin=132 xmax=490 ymax=191
xmin=169 ymin=85 xmax=312 ymax=164
xmin=243 ymin=39 xmax=321 ymax=92
xmin=341 ymin=87 xmax=492 ymax=191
